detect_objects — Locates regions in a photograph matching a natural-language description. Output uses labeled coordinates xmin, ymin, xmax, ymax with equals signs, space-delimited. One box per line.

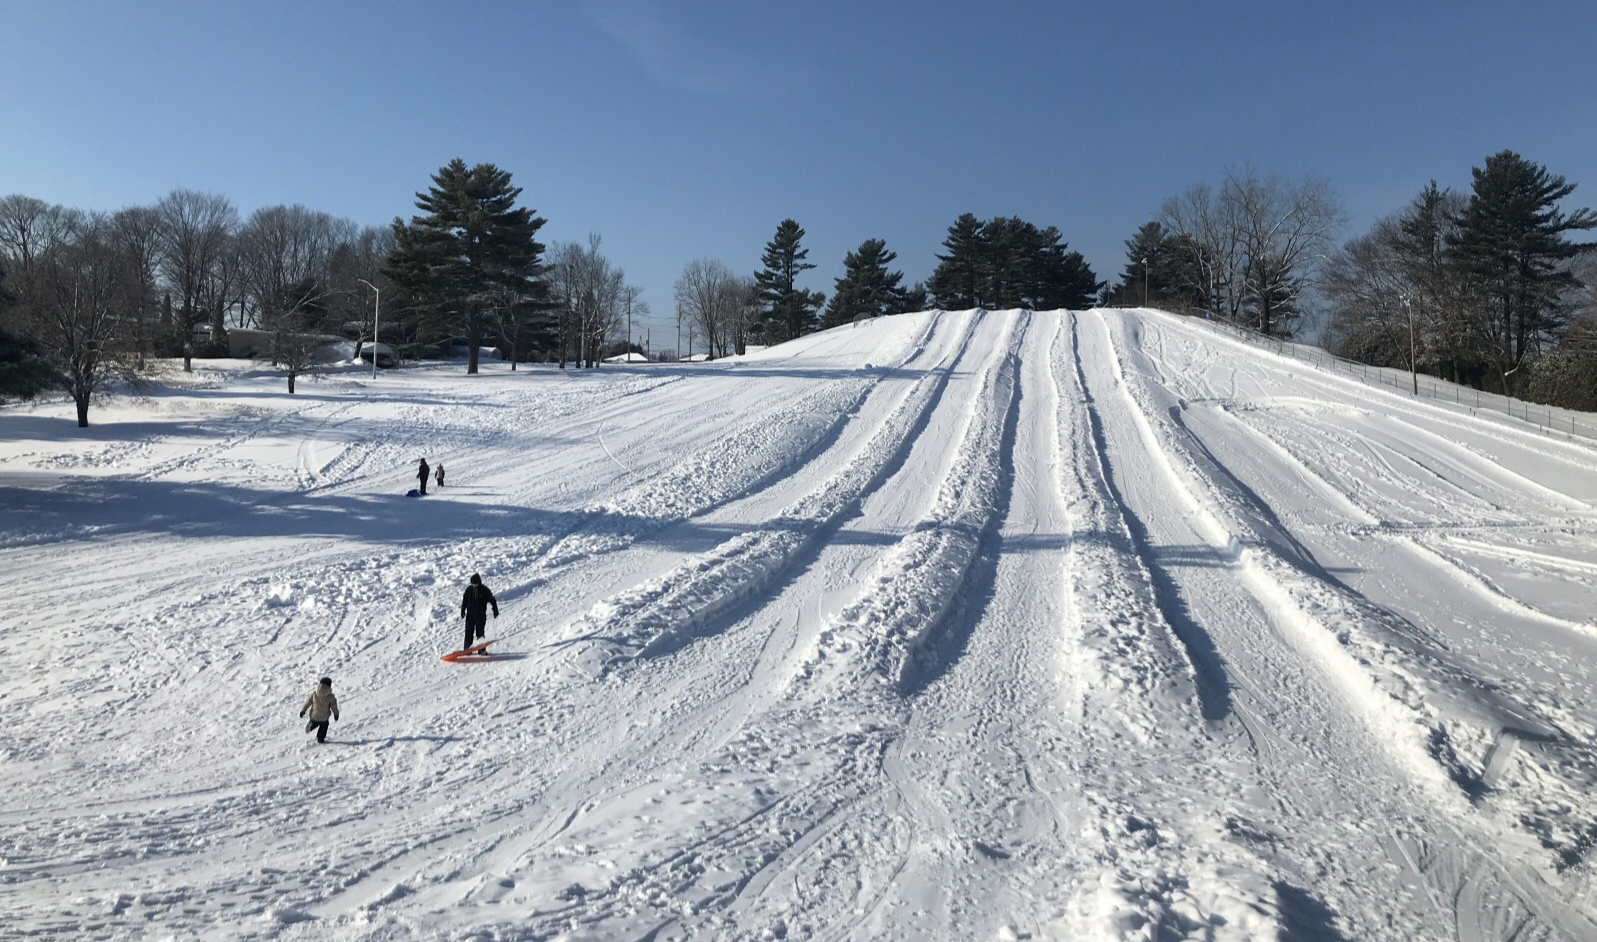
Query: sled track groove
xmin=1097 ymin=309 xmax=1597 ymax=941
xmin=1075 ymin=311 xmax=1233 ymax=721
xmin=799 ymin=310 xmax=1027 ymax=697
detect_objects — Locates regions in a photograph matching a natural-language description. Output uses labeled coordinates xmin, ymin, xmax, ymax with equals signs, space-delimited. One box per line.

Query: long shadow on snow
xmin=897 ymin=349 xmax=1024 ymax=699
xmin=0 ymin=474 xmax=771 ymax=552
xmin=1076 ymin=320 xmax=1233 ymax=722
xmin=1165 ymin=403 xmax=1329 ymax=576
xmin=320 ymin=734 xmax=466 ymax=746
xmin=1274 ymin=881 xmax=1350 ymax=941
xmin=143 ymin=387 xmax=483 ymax=408
xmin=602 ymin=360 xmax=947 ymax=386
xmin=0 ymin=414 xmax=240 ymax=443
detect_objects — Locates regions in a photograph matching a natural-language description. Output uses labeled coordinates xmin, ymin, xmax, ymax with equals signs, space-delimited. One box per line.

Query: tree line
xmin=0 ymin=143 xmax=1112 ymax=425
xmin=0 ymin=160 xmax=642 ymax=423
xmin=712 ymin=213 xmax=1099 ymax=357
xmin=0 ymin=189 xmax=394 ymax=423
xmin=1106 ymin=152 xmax=1596 ymax=409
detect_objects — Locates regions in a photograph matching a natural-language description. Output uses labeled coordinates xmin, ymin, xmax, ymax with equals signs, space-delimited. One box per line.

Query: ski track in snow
xmin=4 ymin=309 xmax=1597 ymax=940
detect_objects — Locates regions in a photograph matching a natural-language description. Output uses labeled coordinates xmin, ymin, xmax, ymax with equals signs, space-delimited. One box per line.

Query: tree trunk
xmin=288 ymin=371 xmax=297 ymax=394
xmin=75 ymin=393 xmax=90 ymax=428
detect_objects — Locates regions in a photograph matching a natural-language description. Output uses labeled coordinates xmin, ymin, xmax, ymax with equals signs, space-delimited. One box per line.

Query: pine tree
xmin=902 ymin=281 xmax=930 ymax=314
xmin=930 ymin=214 xmax=1097 ymax=311
xmin=385 ymin=159 xmax=547 ymax=374
xmin=0 ymin=261 xmax=61 ymax=402
xmin=822 ymin=239 xmax=907 ymax=328
xmin=753 ymin=219 xmax=824 ymax=344
xmin=1448 ymin=151 xmax=1596 ymax=387
xmin=1392 ymin=182 xmax=1475 ymax=382
xmin=1026 ymin=225 xmax=1098 ymax=310
xmin=1121 ymin=222 xmax=1170 ymax=305
xmin=928 ymin=213 xmax=987 ymax=309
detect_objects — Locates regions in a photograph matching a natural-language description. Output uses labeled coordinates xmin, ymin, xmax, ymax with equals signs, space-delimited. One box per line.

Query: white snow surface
xmin=4 ymin=308 xmax=1597 ymax=941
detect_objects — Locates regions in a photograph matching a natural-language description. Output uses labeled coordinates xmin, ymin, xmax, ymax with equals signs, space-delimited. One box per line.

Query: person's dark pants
xmin=419 ymin=476 xmax=428 ymax=495
xmin=464 ymin=616 xmax=487 ymax=650
xmin=309 ymin=720 xmax=329 ymax=743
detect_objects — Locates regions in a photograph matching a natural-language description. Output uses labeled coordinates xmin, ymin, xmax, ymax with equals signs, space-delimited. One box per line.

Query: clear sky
xmin=4 ymin=0 xmax=1594 ymax=343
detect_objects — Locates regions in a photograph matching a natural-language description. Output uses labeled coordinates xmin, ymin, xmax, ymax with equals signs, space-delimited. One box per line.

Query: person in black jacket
xmin=460 ymin=573 xmax=498 ymax=650
xmin=417 ymin=457 xmax=430 ymax=495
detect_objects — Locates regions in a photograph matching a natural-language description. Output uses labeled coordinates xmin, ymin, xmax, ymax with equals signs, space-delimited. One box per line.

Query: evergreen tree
xmin=753 ymin=219 xmax=825 ymax=344
xmin=1026 ymin=225 xmax=1098 ymax=309
xmin=1393 ymin=182 xmax=1476 ymax=382
xmin=1121 ymin=221 xmax=1170 ymax=305
xmin=1447 ymin=151 xmax=1595 ymax=384
xmin=822 ymin=239 xmax=906 ymax=328
xmin=385 ymin=159 xmax=547 ymax=374
xmin=0 ymin=262 xmax=61 ymax=402
xmin=930 ymin=214 xmax=1097 ymax=310
xmin=902 ymin=281 xmax=930 ymax=314
xmin=0 ymin=326 xmax=59 ymax=402
xmin=928 ymin=213 xmax=987 ymax=309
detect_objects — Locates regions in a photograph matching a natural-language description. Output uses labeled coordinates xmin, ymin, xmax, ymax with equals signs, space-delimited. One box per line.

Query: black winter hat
xmin=320 ymin=677 xmax=332 ymax=686
xmin=470 ymin=573 xmax=482 ymax=585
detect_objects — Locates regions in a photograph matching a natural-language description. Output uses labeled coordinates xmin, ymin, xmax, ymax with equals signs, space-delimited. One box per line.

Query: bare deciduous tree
xmin=236 ymin=205 xmax=358 ymax=392
xmin=155 ymin=189 xmax=238 ymax=352
xmin=548 ymin=235 xmax=625 ymax=368
xmin=328 ymin=226 xmax=394 ymax=361
xmin=1163 ymin=167 xmax=1343 ymax=337
xmin=674 ymin=258 xmax=739 ymax=360
xmin=0 ymin=195 xmax=75 ymax=308
xmin=109 ymin=206 xmax=162 ymax=368
xmin=1321 ymin=217 xmax=1411 ymax=366
xmin=29 ymin=213 xmax=143 ymax=426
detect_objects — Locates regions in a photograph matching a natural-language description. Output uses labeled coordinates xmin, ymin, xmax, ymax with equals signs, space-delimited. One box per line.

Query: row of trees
xmin=677 ymin=221 xmax=926 ymax=359
xmin=1107 ymin=151 xmax=1595 ymax=410
xmin=0 ymin=159 xmax=663 ymax=423
xmin=0 ymin=189 xmax=394 ymax=422
xmin=3 ymin=153 xmax=1108 ymax=425
xmin=927 ymin=214 xmax=1098 ymax=311
xmin=676 ymin=213 xmax=1101 ymax=358
xmin=1110 ymin=166 xmax=1344 ymax=339
xmin=1319 ymin=152 xmax=1595 ymax=403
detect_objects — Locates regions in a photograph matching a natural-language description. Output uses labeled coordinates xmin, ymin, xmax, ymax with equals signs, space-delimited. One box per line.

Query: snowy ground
xmin=4 ymin=308 xmax=1597 ymax=941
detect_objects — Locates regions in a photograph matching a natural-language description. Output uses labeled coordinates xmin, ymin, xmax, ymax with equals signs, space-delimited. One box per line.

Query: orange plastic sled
xmin=442 ymin=640 xmax=495 ymax=662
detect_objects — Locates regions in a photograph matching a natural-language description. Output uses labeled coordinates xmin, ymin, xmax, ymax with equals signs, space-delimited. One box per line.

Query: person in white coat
xmin=299 ymin=677 xmax=340 ymax=743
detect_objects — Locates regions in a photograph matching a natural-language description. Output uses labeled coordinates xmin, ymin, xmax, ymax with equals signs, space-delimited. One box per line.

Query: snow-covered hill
xmin=5 ymin=308 xmax=1597 ymax=941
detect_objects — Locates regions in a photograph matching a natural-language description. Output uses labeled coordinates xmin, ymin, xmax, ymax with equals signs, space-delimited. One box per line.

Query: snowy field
xmin=4 ymin=307 xmax=1597 ymax=942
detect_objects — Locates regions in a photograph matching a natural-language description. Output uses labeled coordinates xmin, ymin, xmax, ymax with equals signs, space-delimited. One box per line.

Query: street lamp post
xmin=357 ymin=278 xmax=380 ymax=380
xmin=1142 ymin=256 xmax=1149 ymax=307
xmin=1402 ymin=293 xmax=1417 ymax=395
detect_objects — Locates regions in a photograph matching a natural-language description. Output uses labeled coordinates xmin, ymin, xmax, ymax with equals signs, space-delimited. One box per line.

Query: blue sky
xmin=4 ymin=0 xmax=1594 ymax=343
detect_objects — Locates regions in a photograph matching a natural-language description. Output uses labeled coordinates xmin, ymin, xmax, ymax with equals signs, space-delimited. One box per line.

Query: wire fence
xmin=1154 ymin=310 xmax=1597 ymax=445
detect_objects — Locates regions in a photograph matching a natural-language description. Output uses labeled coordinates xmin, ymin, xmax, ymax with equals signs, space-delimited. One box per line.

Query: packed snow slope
xmin=4 ymin=308 xmax=1597 ymax=942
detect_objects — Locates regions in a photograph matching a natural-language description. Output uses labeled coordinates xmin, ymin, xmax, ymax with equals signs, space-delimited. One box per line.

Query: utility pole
xmin=1403 ymin=293 xmax=1417 ymax=394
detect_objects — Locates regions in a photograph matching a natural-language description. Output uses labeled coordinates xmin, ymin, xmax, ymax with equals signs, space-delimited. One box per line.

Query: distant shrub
xmin=1527 ymin=348 xmax=1597 ymax=412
